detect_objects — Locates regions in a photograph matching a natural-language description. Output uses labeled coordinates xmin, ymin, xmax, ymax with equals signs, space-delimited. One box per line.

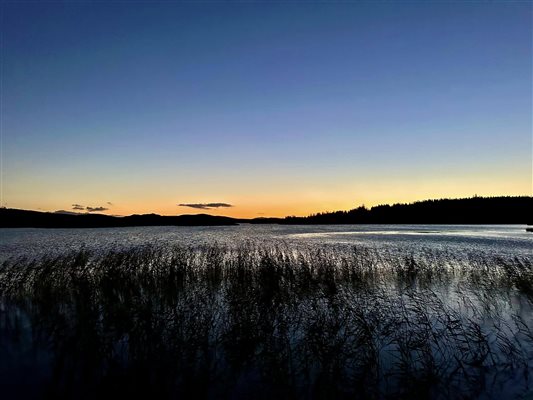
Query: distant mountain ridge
xmin=1 ymin=196 xmax=531 ymax=228
xmin=0 ymin=208 xmax=238 ymax=228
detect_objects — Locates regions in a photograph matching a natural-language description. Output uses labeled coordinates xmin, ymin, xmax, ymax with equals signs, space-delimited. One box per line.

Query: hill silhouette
xmin=0 ymin=208 xmax=238 ymax=228
xmin=1 ymin=196 xmax=531 ymax=228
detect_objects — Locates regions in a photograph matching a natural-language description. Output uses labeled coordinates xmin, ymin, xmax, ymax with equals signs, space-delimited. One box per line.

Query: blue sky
xmin=2 ymin=1 xmax=531 ymax=217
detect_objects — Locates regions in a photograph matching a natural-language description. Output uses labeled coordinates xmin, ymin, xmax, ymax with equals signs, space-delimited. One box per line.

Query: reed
xmin=1 ymin=243 xmax=531 ymax=399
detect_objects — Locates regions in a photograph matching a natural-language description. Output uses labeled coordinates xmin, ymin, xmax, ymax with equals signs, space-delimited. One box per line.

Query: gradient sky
xmin=1 ymin=1 xmax=531 ymax=218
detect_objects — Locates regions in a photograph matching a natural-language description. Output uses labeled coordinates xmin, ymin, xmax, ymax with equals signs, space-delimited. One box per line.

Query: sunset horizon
xmin=5 ymin=192 xmax=531 ymax=219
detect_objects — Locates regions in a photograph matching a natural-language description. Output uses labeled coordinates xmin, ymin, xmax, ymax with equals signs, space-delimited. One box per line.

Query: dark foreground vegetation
xmin=1 ymin=243 xmax=532 ymax=399
xmin=1 ymin=196 xmax=531 ymax=228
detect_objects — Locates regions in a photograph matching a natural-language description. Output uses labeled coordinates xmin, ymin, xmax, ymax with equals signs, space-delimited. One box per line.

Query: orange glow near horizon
xmin=5 ymin=158 xmax=531 ymax=219
xmin=16 ymin=190 xmax=533 ymax=220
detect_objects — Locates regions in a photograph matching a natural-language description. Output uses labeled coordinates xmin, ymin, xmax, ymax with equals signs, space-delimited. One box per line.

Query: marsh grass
xmin=0 ymin=243 xmax=532 ymax=399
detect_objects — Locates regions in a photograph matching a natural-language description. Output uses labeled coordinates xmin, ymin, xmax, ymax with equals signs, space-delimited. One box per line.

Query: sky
xmin=1 ymin=1 xmax=531 ymax=218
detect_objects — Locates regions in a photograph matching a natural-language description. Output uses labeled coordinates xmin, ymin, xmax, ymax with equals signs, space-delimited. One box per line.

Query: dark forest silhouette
xmin=278 ymin=196 xmax=533 ymax=225
xmin=0 ymin=196 xmax=531 ymax=228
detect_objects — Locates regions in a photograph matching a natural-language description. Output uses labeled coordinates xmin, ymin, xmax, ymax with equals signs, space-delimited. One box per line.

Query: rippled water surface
xmin=1 ymin=224 xmax=531 ymax=260
xmin=1 ymin=224 xmax=532 ymax=399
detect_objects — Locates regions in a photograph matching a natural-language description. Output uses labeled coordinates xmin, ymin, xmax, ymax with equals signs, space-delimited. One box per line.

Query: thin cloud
xmin=178 ymin=203 xmax=233 ymax=210
xmin=86 ymin=206 xmax=109 ymax=212
xmin=72 ymin=204 xmax=85 ymax=210
xmin=55 ymin=210 xmax=81 ymax=215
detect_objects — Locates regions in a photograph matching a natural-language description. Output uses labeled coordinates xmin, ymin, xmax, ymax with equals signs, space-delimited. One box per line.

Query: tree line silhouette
xmin=0 ymin=196 xmax=531 ymax=228
xmin=277 ymin=196 xmax=533 ymax=225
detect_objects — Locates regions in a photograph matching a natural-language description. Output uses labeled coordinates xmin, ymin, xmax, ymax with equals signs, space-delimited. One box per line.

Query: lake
xmin=1 ymin=224 xmax=531 ymax=261
xmin=1 ymin=224 xmax=532 ymax=399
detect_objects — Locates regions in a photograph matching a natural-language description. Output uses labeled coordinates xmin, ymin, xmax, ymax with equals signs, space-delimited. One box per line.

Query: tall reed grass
xmin=1 ymin=243 xmax=532 ymax=399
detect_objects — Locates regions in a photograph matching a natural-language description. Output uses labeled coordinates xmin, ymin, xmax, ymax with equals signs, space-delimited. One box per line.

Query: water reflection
xmin=0 ymin=225 xmax=531 ymax=262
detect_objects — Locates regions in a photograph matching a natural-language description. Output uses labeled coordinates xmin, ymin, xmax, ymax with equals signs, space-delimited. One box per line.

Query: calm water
xmin=0 ymin=224 xmax=531 ymax=261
